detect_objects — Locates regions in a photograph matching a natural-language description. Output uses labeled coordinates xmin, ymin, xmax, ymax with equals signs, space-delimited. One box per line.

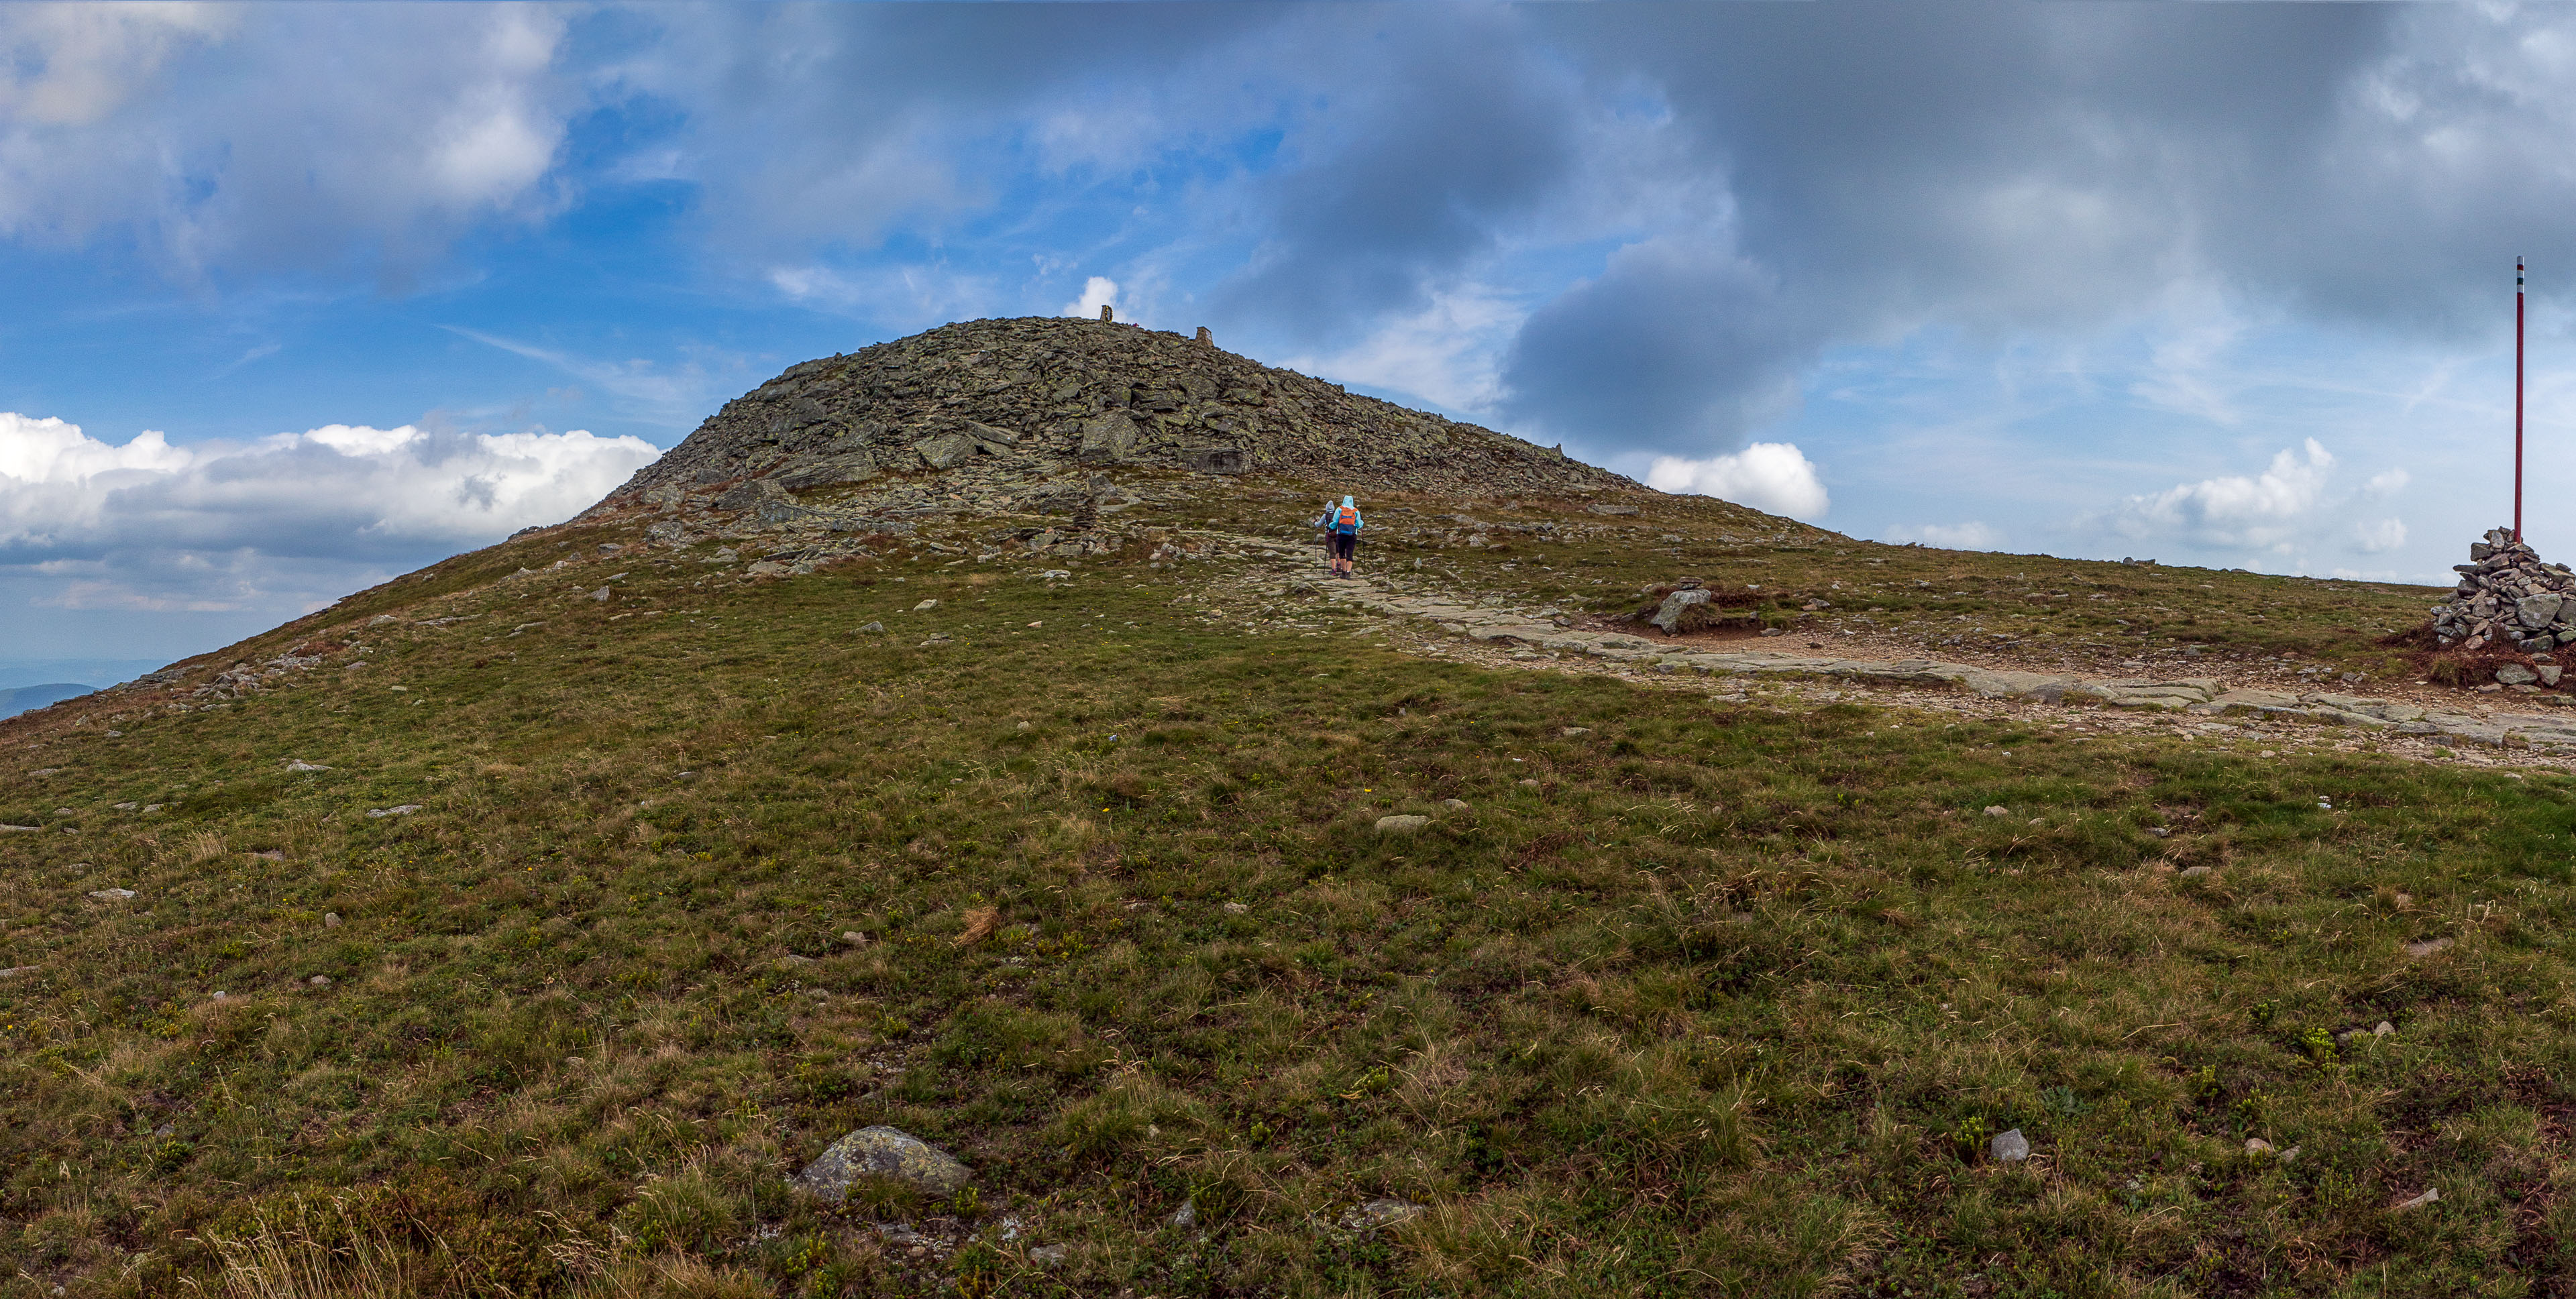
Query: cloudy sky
xmin=4 ymin=1 xmax=2571 ymax=683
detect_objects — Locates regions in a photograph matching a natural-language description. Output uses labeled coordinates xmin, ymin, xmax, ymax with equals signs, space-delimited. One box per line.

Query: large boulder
xmin=1649 ymin=588 xmax=1712 ymax=633
xmin=776 ymin=451 xmax=879 ymax=492
xmin=1077 ymin=410 xmax=1140 ymax=462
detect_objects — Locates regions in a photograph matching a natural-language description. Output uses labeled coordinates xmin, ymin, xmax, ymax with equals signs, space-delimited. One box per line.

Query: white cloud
xmin=442 ymin=327 xmax=743 ymax=430
xmin=1277 ymin=284 xmax=1524 ymax=414
xmin=1885 ymin=521 xmax=2003 ymax=551
xmin=1063 ymin=276 xmax=1120 ymax=319
xmin=1646 ymin=442 xmax=1829 ymax=519
xmin=2354 ymin=517 xmax=2408 ymax=553
xmin=2109 ymin=439 xmax=2337 ymax=551
xmin=0 ymin=3 xmax=235 ymax=127
xmin=2365 ymin=467 xmax=2411 ymax=497
xmin=0 ymin=411 xmax=658 ymax=611
xmin=0 ymin=4 xmax=574 ymax=282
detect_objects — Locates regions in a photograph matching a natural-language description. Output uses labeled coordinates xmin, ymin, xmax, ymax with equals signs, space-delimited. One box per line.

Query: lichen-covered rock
xmin=793 ymin=1126 xmax=972 ymax=1199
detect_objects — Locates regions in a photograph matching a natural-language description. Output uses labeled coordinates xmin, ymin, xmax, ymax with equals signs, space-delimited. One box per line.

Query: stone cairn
xmin=2433 ymin=527 xmax=2576 ymax=662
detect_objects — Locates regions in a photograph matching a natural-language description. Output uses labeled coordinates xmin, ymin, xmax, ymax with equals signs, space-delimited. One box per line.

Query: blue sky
xmin=4 ymin=1 xmax=2573 ymax=684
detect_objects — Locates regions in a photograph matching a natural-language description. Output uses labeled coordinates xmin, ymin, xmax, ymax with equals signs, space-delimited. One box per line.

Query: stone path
xmin=1241 ymin=557 xmax=2576 ymax=756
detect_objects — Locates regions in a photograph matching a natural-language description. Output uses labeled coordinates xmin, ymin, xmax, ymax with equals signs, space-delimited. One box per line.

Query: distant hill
xmin=599 ymin=315 xmax=1633 ymax=508
xmin=0 ymin=681 xmax=89 ymax=718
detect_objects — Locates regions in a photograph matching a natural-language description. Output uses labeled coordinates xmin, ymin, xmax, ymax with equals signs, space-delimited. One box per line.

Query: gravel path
xmin=1213 ymin=541 xmax=2576 ymax=773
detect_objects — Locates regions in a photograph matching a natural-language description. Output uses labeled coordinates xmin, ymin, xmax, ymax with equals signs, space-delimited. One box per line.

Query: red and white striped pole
xmin=2517 ymin=256 xmax=2526 ymax=543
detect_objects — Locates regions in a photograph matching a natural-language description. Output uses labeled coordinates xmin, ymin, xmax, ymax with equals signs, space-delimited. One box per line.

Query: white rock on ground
xmin=1990 ymin=1129 xmax=2031 ymax=1162
xmin=793 ymin=1126 xmax=973 ymax=1198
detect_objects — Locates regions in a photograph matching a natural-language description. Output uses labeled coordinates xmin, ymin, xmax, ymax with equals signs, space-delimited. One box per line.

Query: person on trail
xmin=1313 ymin=494 xmax=1362 ymax=578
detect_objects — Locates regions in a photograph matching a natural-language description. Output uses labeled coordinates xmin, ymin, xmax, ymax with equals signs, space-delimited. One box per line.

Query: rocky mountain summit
xmin=597 ymin=316 xmax=1635 ymax=518
xmin=2432 ymin=526 xmax=2576 ymax=662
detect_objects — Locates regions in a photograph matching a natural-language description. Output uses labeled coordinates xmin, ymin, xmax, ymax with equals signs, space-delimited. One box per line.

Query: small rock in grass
xmin=2394 ymin=1186 xmax=2440 ymax=1211
xmin=52 ymin=807 xmax=73 ymax=817
xmin=284 ymin=760 xmax=332 ymax=772
xmin=248 ymin=850 xmax=282 ymax=861
xmin=841 ymin=930 xmax=868 ymax=946
xmin=1342 ymin=1198 xmax=1425 ymax=1232
xmin=88 ymin=888 xmax=136 ymax=901
xmin=0 ymin=966 xmax=38 ymax=979
xmin=1222 ymin=901 xmax=1250 ymax=915
xmin=794 ymin=1125 xmax=972 ymax=1198
xmin=1983 ymin=805 xmax=2009 ymax=817
xmin=113 ymin=802 xmax=136 ymax=810
xmin=1517 ymin=779 xmax=1541 ymax=788
xmin=366 ymin=805 xmax=423 ymax=819
xmin=2404 ymin=937 xmax=2455 ymax=958
xmin=2245 ymin=1137 xmax=2275 ymax=1155
xmin=1169 ymin=1200 xmax=1197 ymax=1229
xmin=2146 ymin=826 xmax=2171 ymax=838
xmin=1990 ymin=1129 xmax=2030 ymax=1163
xmin=2179 ymin=866 xmax=2214 ymax=879
xmin=1562 ymin=726 xmax=1593 ymax=736
xmin=1028 ymin=1245 xmax=1068 ymax=1267
xmin=1440 ymin=798 xmax=1472 ymax=811
xmin=1374 ymin=814 xmax=1430 ymax=835
xmin=913 ymin=598 xmax=939 ymax=612
xmin=859 ymin=622 xmax=885 ymax=634
xmin=2375 ymin=1020 xmax=2395 ymax=1037
xmin=324 ymin=912 xmax=341 ymax=928
xmin=308 ymin=975 xmax=331 ymax=988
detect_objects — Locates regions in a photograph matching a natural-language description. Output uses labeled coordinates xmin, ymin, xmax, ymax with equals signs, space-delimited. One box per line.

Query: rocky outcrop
xmin=600 ymin=317 xmax=1635 ymax=509
xmin=2432 ymin=526 xmax=2576 ymax=652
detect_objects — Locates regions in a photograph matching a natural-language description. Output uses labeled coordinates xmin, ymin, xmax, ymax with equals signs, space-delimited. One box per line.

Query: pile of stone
xmin=591 ymin=315 xmax=1643 ymax=513
xmin=2432 ymin=526 xmax=2576 ymax=655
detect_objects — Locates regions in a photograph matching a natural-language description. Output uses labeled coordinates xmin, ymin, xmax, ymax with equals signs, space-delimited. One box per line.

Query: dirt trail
xmin=1205 ymin=533 xmax=2576 ymax=771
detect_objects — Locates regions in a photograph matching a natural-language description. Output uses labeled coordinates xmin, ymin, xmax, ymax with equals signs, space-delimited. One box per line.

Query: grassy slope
xmin=3 ymin=480 xmax=2567 ymax=1299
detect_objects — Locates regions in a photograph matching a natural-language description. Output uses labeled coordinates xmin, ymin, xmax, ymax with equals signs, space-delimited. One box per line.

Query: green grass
xmin=0 ymin=486 xmax=2561 ymax=1298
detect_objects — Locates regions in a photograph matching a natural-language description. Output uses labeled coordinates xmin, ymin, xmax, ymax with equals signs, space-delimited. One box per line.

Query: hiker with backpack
xmin=1313 ymin=495 xmax=1363 ymax=578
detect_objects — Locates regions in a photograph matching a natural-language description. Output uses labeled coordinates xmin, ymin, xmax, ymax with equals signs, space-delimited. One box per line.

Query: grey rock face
xmin=1077 ymin=410 xmax=1140 ymax=462
xmin=914 ymin=432 xmax=979 ymax=470
xmin=776 ymin=451 xmax=879 ymax=492
xmin=1990 ymin=1129 xmax=2031 ymax=1162
xmin=1650 ymin=587 xmax=1712 ymax=632
xmin=794 ymin=1125 xmax=973 ymax=1199
xmin=2498 ymin=663 xmax=2538 ymax=686
xmin=2522 ymin=592 xmax=2566 ymax=628
xmin=714 ymin=478 xmax=788 ymax=512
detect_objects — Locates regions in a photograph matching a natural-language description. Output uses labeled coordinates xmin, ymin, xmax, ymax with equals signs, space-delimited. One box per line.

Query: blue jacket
xmin=1316 ymin=504 xmax=1363 ymax=534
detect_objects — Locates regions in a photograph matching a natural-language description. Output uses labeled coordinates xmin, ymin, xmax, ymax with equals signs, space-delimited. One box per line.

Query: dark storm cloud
xmin=631 ymin=3 xmax=1295 ymax=256
xmin=1503 ymin=1 xmax=2426 ymax=451
xmin=1212 ymin=7 xmax=1587 ymax=340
